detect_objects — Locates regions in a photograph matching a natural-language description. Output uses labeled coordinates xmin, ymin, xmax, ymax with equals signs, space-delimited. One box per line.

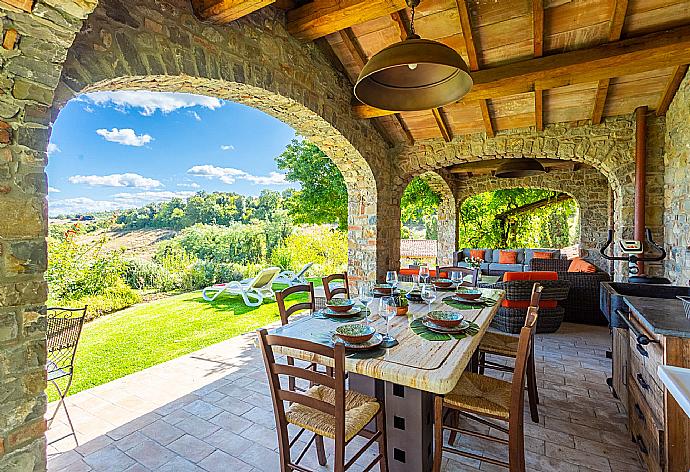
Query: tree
xmin=400 ymin=177 xmax=442 ymax=224
xmin=276 ymin=139 xmax=349 ymax=230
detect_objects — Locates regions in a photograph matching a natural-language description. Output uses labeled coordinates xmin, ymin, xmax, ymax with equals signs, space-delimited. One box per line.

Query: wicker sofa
xmin=453 ymin=248 xmax=561 ymax=275
xmin=529 ymin=258 xmax=610 ymax=325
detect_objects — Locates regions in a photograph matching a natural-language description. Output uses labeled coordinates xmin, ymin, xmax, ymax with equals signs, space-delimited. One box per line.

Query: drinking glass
xmin=420 ymin=284 xmax=437 ymax=315
xmin=450 ymin=270 xmax=461 ymax=286
xmin=419 ymin=265 xmax=430 ymax=285
xmin=358 ymin=282 xmax=374 ymax=325
xmin=386 ymin=270 xmax=398 ymax=290
xmin=378 ymin=296 xmax=397 ymax=343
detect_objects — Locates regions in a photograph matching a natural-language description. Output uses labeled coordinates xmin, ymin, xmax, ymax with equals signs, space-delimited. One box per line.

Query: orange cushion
xmin=399 ymin=268 xmax=440 ymax=277
xmin=469 ymin=249 xmax=485 ymax=261
xmin=498 ymin=251 xmax=518 ymax=264
xmin=503 ymin=271 xmax=558 ymax=282
xmin=568 ymin=257 xmax=596 ymax=273
xmin=503 ymin=300 xmax=558 ymax=309
xmin=532 ymin=251 xmax=553 ymax=259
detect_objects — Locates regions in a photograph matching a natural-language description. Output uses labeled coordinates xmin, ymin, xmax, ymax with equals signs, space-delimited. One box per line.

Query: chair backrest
xmin=47 ymin=307 xmax=87 ymax=374
xmin=436 ymin=266 xmax=479 ymax=288
xmin=322 ymin=272 xmax=350 ymax=301
xmin=510 ymin=306 xmax=539 ymax=421
xmin=529 ymin=283 xmax=543 ymax=310
xmin=276 ymin=283 xmax=315 ymax=325
xmin=295 ymin=262 xmax=314 ymax=279
xmin=250 ymin=266 xmax=281 ymax=289
xmin=258 ymin=329 xmax=347 ymax=449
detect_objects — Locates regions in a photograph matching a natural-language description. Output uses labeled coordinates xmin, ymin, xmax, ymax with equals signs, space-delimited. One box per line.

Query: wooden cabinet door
xmin=612 ymin=327 xmax=629 ymax=410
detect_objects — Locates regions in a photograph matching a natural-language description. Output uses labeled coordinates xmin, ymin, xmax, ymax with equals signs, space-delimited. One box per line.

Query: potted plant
xmin=392 ymin=291 xmax=409 ymax=315
xmin=465 ymin=256 xmax=483 ymax=280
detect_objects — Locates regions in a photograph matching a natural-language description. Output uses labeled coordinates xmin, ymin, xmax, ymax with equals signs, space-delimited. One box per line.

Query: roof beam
xmin=191 ymin=0 xmax=275 ymax=23
xmin=656 ymin=64 xmax=689 ymax=116
xmin=455 ymin=0 xmax=479 ymax=70
xmin=534 ymin=88 xmax=543 ymax=131
xmin=287 ymin=0 xmax=407 ymax=41
xmin=390 ymin=9 xmax=409 ymax=41
xmin=432 ymin=108 xmax=452 ymax=142
xmin=591 ymin=78 xmax=610 ymax=124
xmin=478 ymin=99 xmax=494 ymax=138
xmin=354 ymin=24 xmax=690 ymax=118
xmin=338 ymin=28 xmax=366 ymax=70
xmin=532 ymin=0 xmax=543 ymax=57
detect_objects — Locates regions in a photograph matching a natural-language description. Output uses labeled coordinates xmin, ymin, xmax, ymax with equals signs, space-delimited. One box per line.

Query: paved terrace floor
xmin=46 ymin=323 xmax=645 ymax=472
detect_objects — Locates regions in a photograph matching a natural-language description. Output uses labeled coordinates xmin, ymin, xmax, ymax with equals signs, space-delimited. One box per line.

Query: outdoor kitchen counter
xmin=624 ymin=295 xmax=690 ymax=338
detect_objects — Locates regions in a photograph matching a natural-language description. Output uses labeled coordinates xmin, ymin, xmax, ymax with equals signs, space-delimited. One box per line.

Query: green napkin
xmin=443 ymin=296 xmax=496 ymax=310
xmin=409 ymin=318 xmax=480 ymax=341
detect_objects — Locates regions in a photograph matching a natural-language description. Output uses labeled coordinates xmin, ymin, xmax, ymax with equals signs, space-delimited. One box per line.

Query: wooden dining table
xmin=269 ymin=284 xmax=505 ymax=472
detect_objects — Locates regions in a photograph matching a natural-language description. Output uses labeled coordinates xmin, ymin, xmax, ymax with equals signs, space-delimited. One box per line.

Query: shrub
xmin=169 ymin=223 xmax=266 ymax=265
xmin=271 ymin=226 xmax=347 ymax=276
xmin=56 ymin=284 xmax=142 ymax=321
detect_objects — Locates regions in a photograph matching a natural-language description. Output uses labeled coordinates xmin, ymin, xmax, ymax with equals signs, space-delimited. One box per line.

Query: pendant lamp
xmin=495 ymin=159 xmax=546 ymax=178
xmin=354 ymin=0 xmax=472 ymax=112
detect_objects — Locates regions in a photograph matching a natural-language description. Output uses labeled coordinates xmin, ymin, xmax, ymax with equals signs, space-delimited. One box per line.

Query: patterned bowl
xmin=433 ymin=278 xmax=453 ymax=288
xmin=427 ymin=310 xmax=463 ymax=328
xmin=455 ymin=287 xmax=482 ymax=300
xmin=335 ymin=324 xmax=375 ymax=344
xmin=326 ymin=298 xmax=355 ymax=313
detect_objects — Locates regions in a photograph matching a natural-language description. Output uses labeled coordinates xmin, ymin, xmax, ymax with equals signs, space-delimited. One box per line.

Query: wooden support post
xmin=634 ymin=106 xmax=647 ymax=273
xmin=656 ymin=65 xmax=689 ymax=116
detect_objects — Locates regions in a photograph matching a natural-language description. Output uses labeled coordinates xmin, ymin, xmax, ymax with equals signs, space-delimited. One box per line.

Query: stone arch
xmin=454 ymin=167 xmax=611 ymax=270
xmin=48 ymin=0 xmax=396 ymax=282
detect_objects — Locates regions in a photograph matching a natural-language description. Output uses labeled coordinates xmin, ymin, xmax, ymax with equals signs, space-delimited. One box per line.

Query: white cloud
xmin=177 ymin=182 xmax=201 ymax=189
xmin=190 ymin=111 xmax=202 ymax=121
xmin=68 ymin=173 xmax=163 ymax=189
xmin=48 ymin=186 xmax=61 ymax=193
xmin=112 ymin=191 xmax=196 ymax=205
xmin=96 ymin=128 xmax=153 ymax=147
xmin=49 ymin=197 xmax=132 ymax=216
xmin=187 ymin=165 xmax=288 ymax=186
xmin=220 ymin=145 xmax=235 ymax=151
xmin=47 ymin=143 xmax=60 ymax=156
xmin=82 ymin=91 xmax=223 ymax=116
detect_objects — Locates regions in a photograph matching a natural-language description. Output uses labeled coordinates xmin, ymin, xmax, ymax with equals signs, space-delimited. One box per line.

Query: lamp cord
xmin=410 ymin=4 xmax=416 ymax=36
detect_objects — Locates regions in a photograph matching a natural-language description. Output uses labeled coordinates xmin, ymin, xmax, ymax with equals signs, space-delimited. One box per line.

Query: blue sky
xmin=47 ymin=91 xmax=299 ymax=216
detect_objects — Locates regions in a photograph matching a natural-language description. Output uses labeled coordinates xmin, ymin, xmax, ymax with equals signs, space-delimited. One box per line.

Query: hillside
xmin=79 ymin=228 xmax=177 ymax=260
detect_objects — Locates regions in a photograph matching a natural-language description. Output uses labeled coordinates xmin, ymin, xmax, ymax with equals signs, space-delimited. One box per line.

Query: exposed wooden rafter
xmin=532 ymin=0 xmax=543 ymax=58
xmin=534 ymin=87 xmax=543 ymax=131
xmin=353 ymin=25 xmax=690 ymax=118
xmin=287 ymin=0 xmax=407 ymax=41
xmin=432 ymin=108 xmax=452 ymax=142
xmin=191 ymin=0 xmax=275 ymax=23
xmin=591 ymin=78 xmax=610 ymax=125
xmin=338 ymin=28 xmax=366 ymax=69
xmin=478 ymin=99 xmax=494 ymax=138
xmin=390 ymin=9 xmax=409 ymax=41
xmin=656 ymin=64 xmax=689 ymax=116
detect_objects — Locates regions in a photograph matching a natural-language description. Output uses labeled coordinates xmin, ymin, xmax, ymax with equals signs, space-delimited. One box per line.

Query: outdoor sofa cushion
xmin=533 ymin=251 xmax=554 ymax=259
xmin=470 ymin=249 xmax=486 ymax=261
xmin=498 ymin=250 xmax=519 ymax=264
xmin=524 ymin=248 xmax=560 ymax=265
xmin=501 ymin=271 xmax=559 ymax=309
xmin=568 ymin=257 xmax=596 ymax=273
xmin=487 ymin=263 xmax=524 ymax=274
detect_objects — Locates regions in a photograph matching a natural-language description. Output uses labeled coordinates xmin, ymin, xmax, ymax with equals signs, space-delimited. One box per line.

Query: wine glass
xmin=419 ymin=265 xmax=430 ymax=285
xmin=386 ymin=270 xmax=398 ymax=290
xmin=450 ymin=270 xmax=461 ymax=287
xmin=378 ymin=296 xmax=397 ymax=344
xmin=358 ymin=282 xmax=374 ymax=325
xmin=421 ymin=284 xmax=437 ymax=316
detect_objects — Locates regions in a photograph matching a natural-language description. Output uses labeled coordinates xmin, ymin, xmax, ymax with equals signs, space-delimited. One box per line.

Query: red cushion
xmin=469 ymin=249 xmax=485 ymax=261
xmin=399 ymin=268 xmax=439 ymax=277
xmin=503 ymin=271 xmax=558 ymax=281
xmin=503 ymin=300 xmax=558 ymax=309
xmin=498 ymin=250 xmax=518 ymax=264
xmin=568 ymin=257 xmax=596 ymax=273
xmin=532 ymin=251 xmax=553 ymax=259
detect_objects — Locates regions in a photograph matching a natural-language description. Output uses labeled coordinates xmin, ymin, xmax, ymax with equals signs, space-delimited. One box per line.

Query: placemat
xmin=442 ymin=296 xmax=497 ymax=310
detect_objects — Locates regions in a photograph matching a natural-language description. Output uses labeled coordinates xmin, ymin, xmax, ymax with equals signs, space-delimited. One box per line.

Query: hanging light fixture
xmin=354 ymin=0 xmax=472 ymax=112
xmin=495 ymin=159 xmax=546 ymax=178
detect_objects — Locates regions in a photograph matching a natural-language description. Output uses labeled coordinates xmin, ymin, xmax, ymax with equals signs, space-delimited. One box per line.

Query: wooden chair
xmin=322 ymin=272 xmax=350 ymax=301
xmin=432 ymin=306 xmax=540 ymax=472
xmin=276 ymin=283 xmax=318 ymax=392
xmin=436 ymin=266 xmax=479 ymax=288
xmin=478 ymin=284 xmax=543 ymax=423
xmin=258 ymin=329 xmax=388 ymax=472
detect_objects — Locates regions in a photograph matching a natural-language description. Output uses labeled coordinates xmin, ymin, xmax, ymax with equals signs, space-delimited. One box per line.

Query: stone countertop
xmin=658 ymin=366 xmax=690 ymax=419
xmin=624 ymin=296 xmax=690 ymax=338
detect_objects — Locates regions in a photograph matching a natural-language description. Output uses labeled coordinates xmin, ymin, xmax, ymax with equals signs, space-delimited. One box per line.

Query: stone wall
xmin=0 ymin=1 xmax=96 ymax=470
xmin=663 ymin=70 xmax=690 ymax=285
xmin=454 ymin=167 xmax=611 ymax=271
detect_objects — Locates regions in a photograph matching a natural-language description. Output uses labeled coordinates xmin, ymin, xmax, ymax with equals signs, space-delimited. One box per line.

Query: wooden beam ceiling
xmin=533 ymin=0 xmax=544 ymax=130
xmin=478 ymin=100 xmax=494 ymax=138
xmin=287 ymin=0 xmax=407 ymax=41
xmin=353 ymin=24 xmax=690 ymax=118
xmin=657 ymin=64 xmax=689 ymax=116
xmin=191 ymin=0 xmax=275 ymax=23
xmin=432 ymin=108 xmax=452 ymax=142
xmin=591 ymin=78 xmax=610 ymax=125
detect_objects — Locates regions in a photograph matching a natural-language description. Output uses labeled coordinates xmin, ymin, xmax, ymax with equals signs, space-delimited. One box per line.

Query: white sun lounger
xmin=274 ymin=262 xmax=314 ymax=286
xmin=202 ymin=266 xmax=281 ymax=306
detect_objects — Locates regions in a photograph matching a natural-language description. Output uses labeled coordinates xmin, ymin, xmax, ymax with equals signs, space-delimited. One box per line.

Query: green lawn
xmin=49 ymin=283 xmax=313 ymax=401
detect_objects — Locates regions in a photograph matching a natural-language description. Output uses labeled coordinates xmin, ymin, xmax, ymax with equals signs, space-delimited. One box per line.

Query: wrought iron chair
xmin=322 ymin=272 xmax=350 ymax=301
xmin=46 ymin=306 xmax=87 ymax=446
xmin=435 ymin=266 xmax=479 ymax=287
xmin=258 ymin=329 xmax=388 ymax=471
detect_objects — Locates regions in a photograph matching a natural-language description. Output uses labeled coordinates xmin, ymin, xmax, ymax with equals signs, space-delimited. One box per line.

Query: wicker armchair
xmin=529 ymin=259 xmax=610 ymax=325
xmin=488 ymin=278 xmax=570 ymax=333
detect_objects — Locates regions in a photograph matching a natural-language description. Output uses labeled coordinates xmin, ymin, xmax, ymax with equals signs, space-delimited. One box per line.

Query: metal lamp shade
xmin=354 ymin=38 xmax=473 ymax=112
xmin=495 ymin=159 xmax=546 ymax=178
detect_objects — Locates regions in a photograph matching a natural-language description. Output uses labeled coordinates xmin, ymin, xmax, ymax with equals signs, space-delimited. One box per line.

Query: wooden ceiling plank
xmin=395 ymin=114 xmax=415 ymax=145
xmin=455 ymin=0 xmax=479 ymax=71
xmin=192 ymin=0 xmax=275 ymax=23
xmin=534 ymin=88 xmax=543 ymax=131
xmin=656 ymin=64 xmax=689 ymax=116
xmin=533 ymin=0 xmax=544 ymax=57
xmin=478 ymin=99 xmax=495 ymax=138
xmin=353 ymin=24 xmax=690 ymax=118
xmin=287 ymin=0 xmax=407 ymax=41
xmin=338 ymin=28 xmax=367 ymax=69
xmin=432 ymin=108 xmax=452 ymax=142
xmin=591 ymin=78 xmax=610 ymax=124
xmin=608 ymin=0 xmax=629 ymax=42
